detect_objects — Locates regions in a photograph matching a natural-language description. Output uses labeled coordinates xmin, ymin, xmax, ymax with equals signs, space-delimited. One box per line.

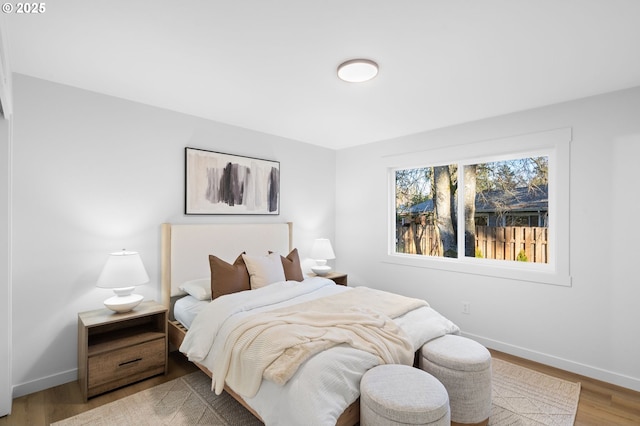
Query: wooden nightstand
xmin=77 ymin=300 xmax=168 ymax=401
xmin=317 ymin=271 xmax=348 ymax=286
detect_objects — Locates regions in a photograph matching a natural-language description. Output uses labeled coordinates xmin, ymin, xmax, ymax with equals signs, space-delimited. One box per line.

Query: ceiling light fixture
xmin=337 ymin=59 xmax=379 ymax=83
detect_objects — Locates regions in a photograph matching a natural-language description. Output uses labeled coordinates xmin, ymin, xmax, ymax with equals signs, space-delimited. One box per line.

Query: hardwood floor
xmin=0 ymin=351 xmax=199 ymax=426
xmin=1 ymin=350 xmax=638 ymax=425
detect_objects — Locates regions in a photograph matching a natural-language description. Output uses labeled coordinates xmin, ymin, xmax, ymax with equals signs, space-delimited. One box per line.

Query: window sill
xmin=382 ymin=253 xmax=572 ymax=287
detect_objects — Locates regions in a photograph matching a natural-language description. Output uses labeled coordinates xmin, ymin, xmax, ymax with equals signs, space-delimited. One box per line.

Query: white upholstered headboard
xmin=160 ymin=222 xmax=293 ymax=308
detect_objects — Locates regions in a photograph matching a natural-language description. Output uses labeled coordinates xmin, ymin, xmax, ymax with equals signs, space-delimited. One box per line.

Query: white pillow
xmin=242 ymin=252 xmax=286 ymax=289
xmin=179 ymin=278 xmax=211 ymax=301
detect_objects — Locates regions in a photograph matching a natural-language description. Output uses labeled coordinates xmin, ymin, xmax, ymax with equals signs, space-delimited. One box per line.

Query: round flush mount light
xmin=337 ymin=59 xmax=379 ymax=83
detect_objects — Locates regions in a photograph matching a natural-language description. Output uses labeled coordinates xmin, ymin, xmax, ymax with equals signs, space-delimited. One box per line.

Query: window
xmin=395 ymin=156 xmax=549 ymax=262
xmin=386 ymin=128 xmax=571 ymax=286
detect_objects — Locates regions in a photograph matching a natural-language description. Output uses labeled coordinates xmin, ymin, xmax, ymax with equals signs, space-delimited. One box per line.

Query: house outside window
xmin=386 ymin=128 xmax=571 ymax=286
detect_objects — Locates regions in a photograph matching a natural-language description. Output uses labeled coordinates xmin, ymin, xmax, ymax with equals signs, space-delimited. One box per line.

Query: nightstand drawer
xmin=88 ymin=338 xmax=165 ymax=391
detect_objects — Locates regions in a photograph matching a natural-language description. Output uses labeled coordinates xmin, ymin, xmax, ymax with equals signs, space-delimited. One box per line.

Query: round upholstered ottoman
xmin=419 ymin=335 xmax=492 ymax=426
xmin=360 ymin=364 xmax=450 ymax=426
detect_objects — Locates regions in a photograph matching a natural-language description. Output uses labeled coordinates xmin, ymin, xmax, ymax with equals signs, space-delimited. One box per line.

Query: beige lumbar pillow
xmin=242 ymin=252 xmax=286 ymax=289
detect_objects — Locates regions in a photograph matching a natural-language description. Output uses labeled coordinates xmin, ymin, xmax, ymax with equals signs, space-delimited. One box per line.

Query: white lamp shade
xmin=96 ymin=250 xmax=148 ymax=313
xmin=96 ymin=250 xmax=149 ymax=289
xmin=310 ymin=238 xmax=335 ymax=261
xmin=310 ymin=238 xmax=335 ymax=276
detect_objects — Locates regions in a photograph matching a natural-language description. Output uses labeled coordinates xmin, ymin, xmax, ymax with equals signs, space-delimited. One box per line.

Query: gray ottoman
xmin=360 ymin=364 xmax=450 ymax=426
xmin=419 ymin=335 xmax=492 ymax=426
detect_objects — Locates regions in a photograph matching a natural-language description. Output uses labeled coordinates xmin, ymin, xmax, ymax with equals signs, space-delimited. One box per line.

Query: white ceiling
xmin=4 ymin=1 xmax=640 ymax=150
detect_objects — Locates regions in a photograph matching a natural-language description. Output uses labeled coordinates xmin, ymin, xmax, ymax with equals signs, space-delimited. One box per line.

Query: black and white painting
xmin=185 ymin=147 xmax=280 ymax=215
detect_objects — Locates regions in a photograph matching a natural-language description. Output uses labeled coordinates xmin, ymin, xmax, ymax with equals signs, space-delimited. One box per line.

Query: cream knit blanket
xmin=212 ymin=287 xmax=427 ymax=397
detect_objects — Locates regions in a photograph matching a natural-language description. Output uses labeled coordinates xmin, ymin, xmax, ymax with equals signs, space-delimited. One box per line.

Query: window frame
xmin=385 ymin=128 xmax=571 ymax=286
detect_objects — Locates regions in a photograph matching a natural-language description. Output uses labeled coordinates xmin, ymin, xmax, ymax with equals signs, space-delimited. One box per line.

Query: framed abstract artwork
xmin=185 ymin=147 xmax=280 ymax=215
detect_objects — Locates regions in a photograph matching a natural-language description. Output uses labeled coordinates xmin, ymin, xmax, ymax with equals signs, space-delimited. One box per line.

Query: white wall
xmin=0 ymin=115 xmax=12 ymax=416
xmin=11 ymin=74 xmax=337 ymax=396
xmin=336 ymin=86 xmax=640 ymax=391
xmin=0 ymin=16 xmax=13 ymax=413
xmin=0 ymin=16 xmax=13 ymax=416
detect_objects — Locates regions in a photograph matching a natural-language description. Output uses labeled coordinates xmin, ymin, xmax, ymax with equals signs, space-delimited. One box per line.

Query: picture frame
xmin=185 ymin=147 xmax=280 ymax=215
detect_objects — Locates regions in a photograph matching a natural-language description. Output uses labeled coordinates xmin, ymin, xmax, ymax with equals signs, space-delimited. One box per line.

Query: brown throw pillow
xmin=276 ymin=248 xmax=304 ymax=282
xmin=209 ymin=253 xmax=250 ymax=300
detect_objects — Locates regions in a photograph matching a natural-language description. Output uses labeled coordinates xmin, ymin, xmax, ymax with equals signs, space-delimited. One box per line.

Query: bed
xmin=160 ymin=222 xmax=459 ymax=425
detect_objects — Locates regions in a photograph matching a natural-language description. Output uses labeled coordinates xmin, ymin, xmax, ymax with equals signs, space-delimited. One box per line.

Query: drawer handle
xmin=119 ymin=358 xmax=142 ymax=367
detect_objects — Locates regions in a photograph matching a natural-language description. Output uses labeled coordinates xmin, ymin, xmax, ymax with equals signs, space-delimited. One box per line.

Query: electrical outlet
xmin=462 ymin=301 xmax=471 ymax=314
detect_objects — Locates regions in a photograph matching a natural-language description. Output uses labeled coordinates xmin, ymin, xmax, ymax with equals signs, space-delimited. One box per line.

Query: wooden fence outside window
xmin=396 ymin=224 xmax=548 ymax=263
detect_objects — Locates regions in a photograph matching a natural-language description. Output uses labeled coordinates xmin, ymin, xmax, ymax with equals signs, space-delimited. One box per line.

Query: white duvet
xmin=180 ymin=277 xmax=459 ymax=426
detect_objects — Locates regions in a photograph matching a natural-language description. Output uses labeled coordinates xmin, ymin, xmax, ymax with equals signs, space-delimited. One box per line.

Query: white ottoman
xmin=360 ymin=364 xmax=450 ymax=426
xmin=419 ymin=335 xmax=492 ymax=426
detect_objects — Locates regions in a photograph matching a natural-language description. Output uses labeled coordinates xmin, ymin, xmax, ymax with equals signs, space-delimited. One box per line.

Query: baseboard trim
xmin=462 ymin=331 xmax=640 ymax=392
xmin=12 ymin=368 xmax=77 ymax=398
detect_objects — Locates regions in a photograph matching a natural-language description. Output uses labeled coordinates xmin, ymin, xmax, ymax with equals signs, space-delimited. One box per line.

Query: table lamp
xmin=310 ymin=238 xmax=335 ymax=276
xmin=96 ymin=249 xmax=149 ymax=313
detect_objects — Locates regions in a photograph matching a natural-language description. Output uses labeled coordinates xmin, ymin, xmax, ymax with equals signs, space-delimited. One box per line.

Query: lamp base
xmin=104 ymin=293 xmax=144 ymax=313
xmin=311 ymin=265 xmax=332 ymax=276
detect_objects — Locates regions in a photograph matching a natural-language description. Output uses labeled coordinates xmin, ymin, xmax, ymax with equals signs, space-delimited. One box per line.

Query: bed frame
xmin=160 ymin=222 xmax=359 ymax=426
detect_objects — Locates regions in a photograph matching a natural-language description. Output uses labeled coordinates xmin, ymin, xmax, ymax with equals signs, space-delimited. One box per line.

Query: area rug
xmin=51 ymin=372 xmax=262 ymax=426
xmin=489 ymin=358 xmax=581 ymax=426
xmin=53 ymin=358 xmax=580 ymax=426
